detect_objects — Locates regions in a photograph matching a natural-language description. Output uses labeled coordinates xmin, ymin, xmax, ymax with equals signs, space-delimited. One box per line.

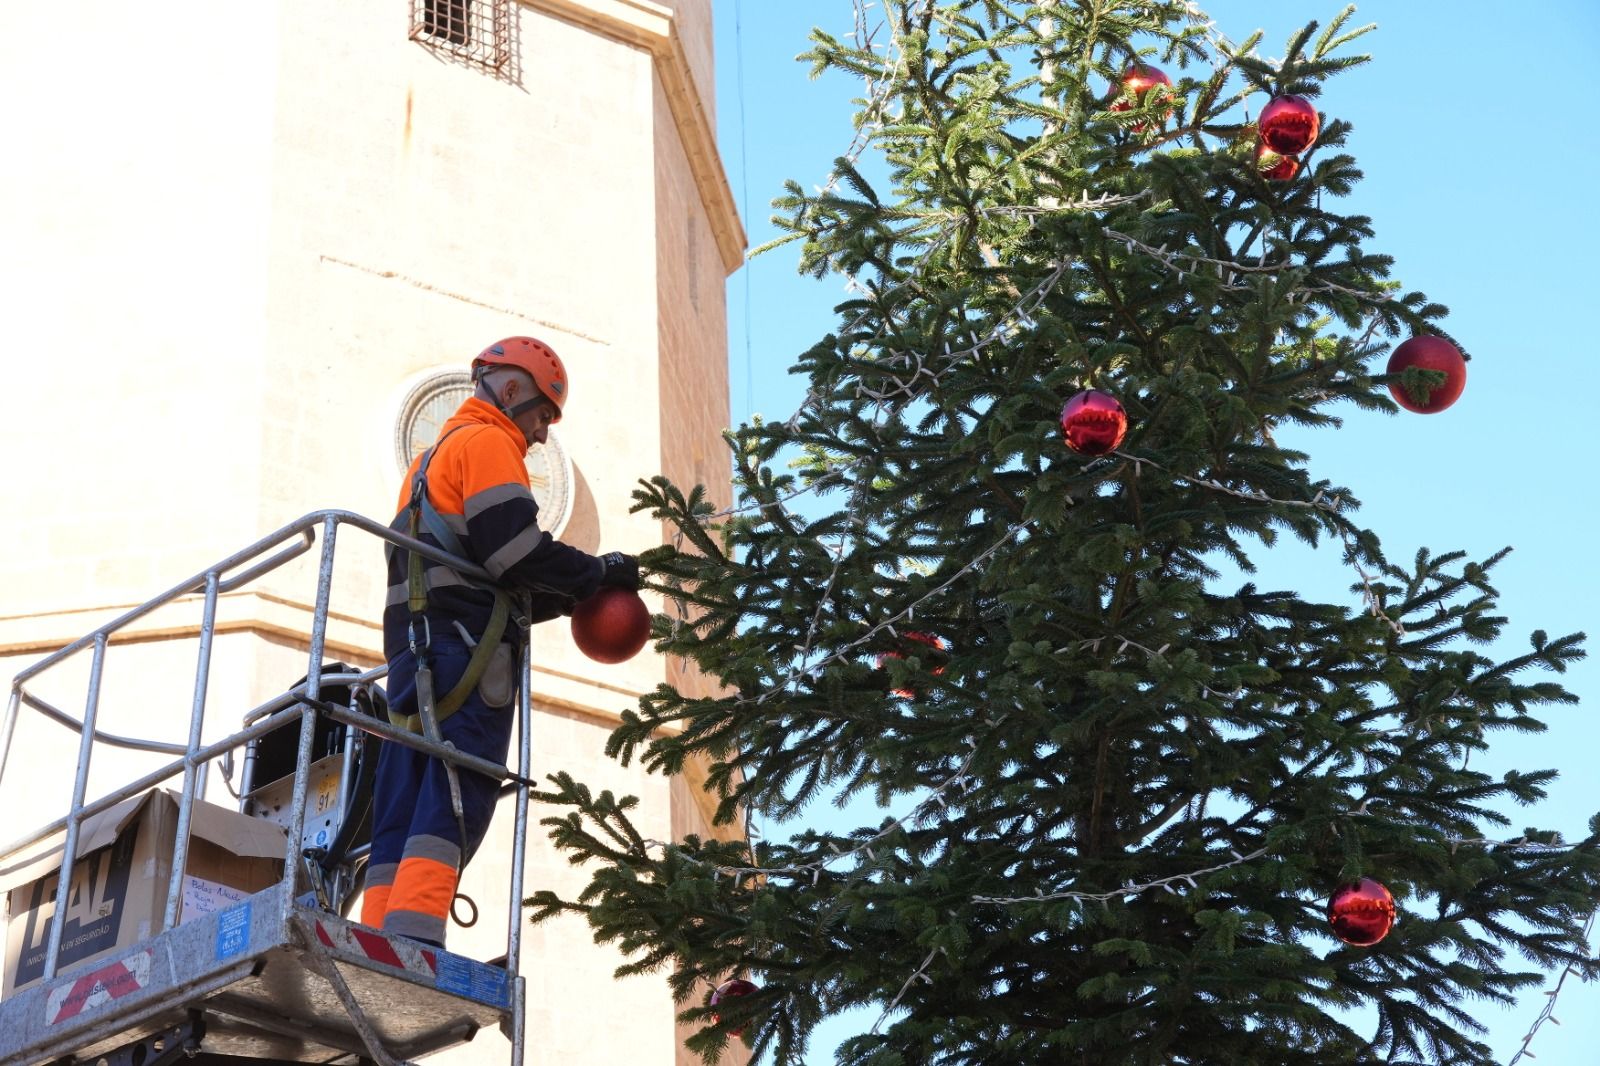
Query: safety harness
xmin=393 ymin=428 xmax=513 ymax=734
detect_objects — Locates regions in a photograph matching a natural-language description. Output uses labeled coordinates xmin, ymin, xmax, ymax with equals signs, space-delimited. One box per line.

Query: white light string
xmin=1444 ymin=835 xmax=1586 ymax=856
xmin=974 ymin=192 xmax=1154 ymax=218
xmin=1101 ymin=226 xmax=1394 ymax=304
xmin=973 ymin=847 xmax=1270 ymax=904
xmin=640 ymin=729 xmax=987 ymax=887
xmin=815 ymin=0 xmax=931 ymax=201
xmin=1112 ymin=451 xmax=1404 ymax=635
xmin=660 ymin=818 xmax=1587 ymax=895
xmin=872 ymin=944 xmax=944 ymax=1034
xmin=855 ymin=254 xmax=1076 ymax=405
xmin=1098 ymin=225 xmax=1404 ymax=389
xmin=1507 ymin=904 xmax=1599 ymax=1065
xmin=782 ymin=190 xmax=1146 ymax=430
xmin=659 ymin=442 xmax=1412 ymax=712
xmin=750 ymin=520 xmax=1031 ymax=707
xmin=793 ymin=0 xmax=1393 ymax=446
xmin=647 ymin=718 xmax=1591 ymax=1043
xmin=795 ymin=472 xmax=877 ymax=673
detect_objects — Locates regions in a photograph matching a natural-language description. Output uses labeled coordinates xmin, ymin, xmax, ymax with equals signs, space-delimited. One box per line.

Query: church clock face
xmin=394 ymin=369 xmax=575 ymax=537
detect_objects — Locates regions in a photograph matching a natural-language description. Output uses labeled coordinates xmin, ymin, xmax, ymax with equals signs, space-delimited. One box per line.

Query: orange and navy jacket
xmin=383 ymin=396 xmax=602 ymax=661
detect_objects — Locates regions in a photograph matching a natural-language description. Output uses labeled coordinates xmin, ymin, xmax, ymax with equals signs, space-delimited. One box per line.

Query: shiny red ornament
xmin=1386 ymin=336 xmax=1466 ymax=414
xmin=1255 ymin=143 xmax=1300 ymax=182
xmin=1258 ymin=94 xmax=1320 ymax=155
xmin=1113 ymin=64 xmax=1171 ymax=103
xmin=1109 ymin=64 xmax=1173 ymax=129
xmin=1060 ymin=390 xmax=1128 ymax=456
xmin=1327 ymin=877 xmax=1396 ymax=947
xmin=711 ymin=978 xmax=759 ymax=1037
xmin=877 ymin=631 xmax=948 ymax=699
xmin=570 ymin=587 xmax=651 ymax=664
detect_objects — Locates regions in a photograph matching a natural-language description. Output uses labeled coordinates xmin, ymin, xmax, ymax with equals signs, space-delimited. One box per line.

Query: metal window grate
xmin=409 ymin=0 xmax=511 ymax=72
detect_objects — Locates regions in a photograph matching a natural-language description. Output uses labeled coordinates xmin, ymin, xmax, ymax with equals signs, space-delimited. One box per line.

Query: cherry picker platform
xmin=0 ymin=511 xmax=535 ymax=1066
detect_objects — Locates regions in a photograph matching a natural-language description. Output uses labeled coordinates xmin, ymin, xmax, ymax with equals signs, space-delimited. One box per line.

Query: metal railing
xmin=0 ymin=509 xmax=533 ymax=1060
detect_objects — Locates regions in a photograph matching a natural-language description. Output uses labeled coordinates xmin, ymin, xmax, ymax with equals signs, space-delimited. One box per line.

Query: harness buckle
xmin=407 ymin=615 xmax=432 ymax=657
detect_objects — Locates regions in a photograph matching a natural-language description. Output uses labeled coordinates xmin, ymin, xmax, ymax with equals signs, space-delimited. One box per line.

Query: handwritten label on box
xmin=181 ymin=875 xmax=250 ymax=922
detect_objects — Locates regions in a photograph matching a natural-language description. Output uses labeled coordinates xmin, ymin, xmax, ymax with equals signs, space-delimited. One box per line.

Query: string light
xmin=1102 ymin=226 xmax=1397 ymax=305
xmin=872 ymin=944 xmax=943 ymax=1034
xmin=648 ymin=794 xmax=1585 ymax=909
xmin=1112 ymin=452 xmax=1404 ymax=635
xmin=749 ymin=521 xmax=1030 ymax=707
xmin=641 ymin=732 xmax=989 ymax=883
xmin=814 ymin=0 xmax=931 ymax=200
xmin=1507 ymin=905 xmax=1598 ymax=1065
xmin=1180 ymin=0 xmax=1249 ymax=67
xmin=973 ymin=848 xmax=1269 ymax=905
xmin=857 ymin=255 xmax=1076 ymax=403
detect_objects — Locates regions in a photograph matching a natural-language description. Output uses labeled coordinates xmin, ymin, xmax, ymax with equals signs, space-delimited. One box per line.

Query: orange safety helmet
xmin=472 ymin=336 xmax=568 ymax=421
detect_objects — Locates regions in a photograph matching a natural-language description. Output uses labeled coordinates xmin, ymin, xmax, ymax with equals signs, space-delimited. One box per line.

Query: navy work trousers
xmin=361 ymin=638 xmax=514 ymax=944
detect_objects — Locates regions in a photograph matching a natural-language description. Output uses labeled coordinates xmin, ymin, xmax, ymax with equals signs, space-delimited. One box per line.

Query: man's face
xmin=514 ymin=397 xmax=558 ymax=448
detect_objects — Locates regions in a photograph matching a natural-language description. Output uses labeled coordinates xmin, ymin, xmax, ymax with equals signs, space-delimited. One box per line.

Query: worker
xmin=361 ymin=336 xmax=639 ymax=947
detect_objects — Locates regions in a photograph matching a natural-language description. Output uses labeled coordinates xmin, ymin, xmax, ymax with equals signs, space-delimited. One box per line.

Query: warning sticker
xmin=45 ymin=948 xmax=152 ymax=1026
xmin=215 ymin=902 xmax=252 ymax=961
xmin=434 ymin=951 xmax=510 ymax=1009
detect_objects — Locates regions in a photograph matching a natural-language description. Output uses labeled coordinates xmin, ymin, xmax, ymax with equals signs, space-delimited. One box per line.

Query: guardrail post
xmin=283 ymin=515 xmax=340 ymax=899
xmin=44 ymin=632 xmax=108 ymax=981
xmin=0 ymin=686 xmax=20 ymax=790
xmin=505 ymin=636 xmax=533 ymax=1066
xmin=164 ymin=570 xmax=222 ymax=931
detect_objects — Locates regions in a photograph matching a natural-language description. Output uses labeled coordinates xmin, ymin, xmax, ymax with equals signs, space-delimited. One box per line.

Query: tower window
xmin=422 ymin=0 xmax=469 ymax=45
xmin=409 ymin=0 xmax=511 ymax=72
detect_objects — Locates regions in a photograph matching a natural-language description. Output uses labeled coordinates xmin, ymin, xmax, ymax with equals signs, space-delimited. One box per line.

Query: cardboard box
xmin=0 ymin=788 xmax=286 ymax=997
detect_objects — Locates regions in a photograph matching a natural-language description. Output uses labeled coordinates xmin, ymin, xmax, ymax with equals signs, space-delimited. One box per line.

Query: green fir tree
xmin=527 ymin=3 xmax=1600 ymax=1062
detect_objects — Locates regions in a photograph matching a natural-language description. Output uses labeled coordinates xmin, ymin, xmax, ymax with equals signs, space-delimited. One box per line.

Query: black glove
xmin=525 ymin=591 xmax=578 ymax=624
xmin=597 ymin=551 xmax=641 ymax=591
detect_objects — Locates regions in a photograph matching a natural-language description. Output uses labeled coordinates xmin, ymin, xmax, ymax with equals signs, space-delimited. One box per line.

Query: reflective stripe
xmin=384 ymin=907 xmax=447 ymax=945
xmin=400 ymin=833 xmax=462 ymax=868
xmin=386 ymin=566 xmax=477 ymax=607
xmin=482 ymin=525 xmax=541 ymax=580
xmin=366 ymin=862 xmax=399 ymax=888
xmin=464 ymin=481 xmax=535 ymax=521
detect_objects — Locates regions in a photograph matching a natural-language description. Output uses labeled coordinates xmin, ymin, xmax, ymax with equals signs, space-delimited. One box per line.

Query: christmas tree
xmin=527 ymin=3 xmax=1600 ymax=1062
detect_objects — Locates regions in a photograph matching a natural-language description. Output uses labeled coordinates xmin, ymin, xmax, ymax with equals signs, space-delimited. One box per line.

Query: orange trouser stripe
xmin=360 ymin=884 xmax=393 ymax=929
xmin=387 ymin=855 xmax=459 ymax=921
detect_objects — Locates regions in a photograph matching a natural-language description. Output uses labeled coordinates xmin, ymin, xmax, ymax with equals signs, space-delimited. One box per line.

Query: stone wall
xmin=0 ymin=1 xmax=744 ymax=1062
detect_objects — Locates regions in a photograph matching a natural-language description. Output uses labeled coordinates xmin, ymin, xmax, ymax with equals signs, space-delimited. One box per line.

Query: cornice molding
xmin=525 ymin=0 xmax=747 ymax=274
xmin=1 ymin=591 xmax=741 ymax=839
xmin=0 ymin=592 xmax=638 ymax=715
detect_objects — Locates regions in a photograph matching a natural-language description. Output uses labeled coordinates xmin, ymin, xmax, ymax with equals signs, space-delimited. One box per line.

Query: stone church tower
xmin=0 ymin=2 xmax=742 ymax=1063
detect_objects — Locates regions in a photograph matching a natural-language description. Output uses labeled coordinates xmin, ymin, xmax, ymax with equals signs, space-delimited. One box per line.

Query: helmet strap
xmin=475 ymin=368 xmax=549 ymax=421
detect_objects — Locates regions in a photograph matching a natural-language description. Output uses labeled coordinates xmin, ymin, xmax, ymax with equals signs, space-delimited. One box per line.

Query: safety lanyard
xmin=397 ymin=428 xmax=510 ymax=732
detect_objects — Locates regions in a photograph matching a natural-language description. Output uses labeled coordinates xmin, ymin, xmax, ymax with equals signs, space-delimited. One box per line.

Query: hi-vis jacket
xmin=383 ymin=396 xmax=602 ymax=661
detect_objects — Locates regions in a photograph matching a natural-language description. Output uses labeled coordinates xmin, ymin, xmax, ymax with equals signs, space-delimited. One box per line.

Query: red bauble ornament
xmin=1386 ymin=335 xmax=1467 ymax=414
xmin=570 ymin=587 xmax=651 ymax=664
xmin=1113 ymin=64 xmax=1171 ymax=103
xmin=1258 ymin=94 xmax=1320 ymax=155
xmin=877 ymin=631 xmax=948 ymax=699
xmin=1327 ymin=877 xmax=1396 ymax=947
xmin=711 ymin=978 xmax=759 ymax=1037
xmin=1255 ymin=143 xmax=1300 ymax=182
xmin=1109 ymin=65 xmax=1173 ymax=130
xmin=1060 ymin=390 xmax=1128 ymax=456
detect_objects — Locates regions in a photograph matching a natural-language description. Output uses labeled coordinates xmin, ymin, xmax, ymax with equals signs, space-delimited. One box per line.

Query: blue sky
xmin=711 ymin=1 xmax=1600 ymax=1060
